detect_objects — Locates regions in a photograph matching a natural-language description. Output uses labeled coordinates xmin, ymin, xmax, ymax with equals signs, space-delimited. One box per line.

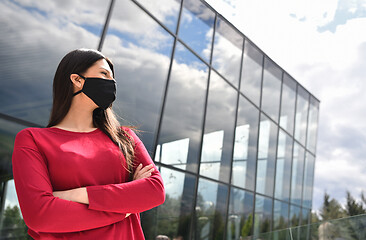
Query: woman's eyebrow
xmin=99 ymin=67 xmax=113 ymax=76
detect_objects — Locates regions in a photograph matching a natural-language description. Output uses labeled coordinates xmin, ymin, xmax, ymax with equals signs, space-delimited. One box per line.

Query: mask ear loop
xmin=72 ymin=74 xmax=86 ymax=96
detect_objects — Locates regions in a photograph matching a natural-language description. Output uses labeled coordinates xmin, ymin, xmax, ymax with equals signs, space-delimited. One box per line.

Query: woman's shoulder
xmin=14 ymin=127 xmax=45 ymax=149
xmin=120 ymin=126 xmax=140 ymax=142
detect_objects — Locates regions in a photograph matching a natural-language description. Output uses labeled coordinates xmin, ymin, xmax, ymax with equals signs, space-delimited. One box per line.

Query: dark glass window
xmin=241 ymin=40 xmax=263 ymax=107
xmin=200 ymin=70 xmax=237 ymax=182
xmin=103 ymin=0 xmax=174 ymax=152
xmin=156 ymin=42 xmax=208 ymax=173
xmin=279 ymin=74 xmax=296 ymax=135
xmin=195 ymin=178 xmax=228 ymax=240
xmin=227 ymin=187 xmax=254 ymax=239
xmin=0 ymin=0 xmax=109 ymax=125
xmin=253 ymin=195 xmax=272 ymax=236
xmin=302 ymin=152 xmax=315 ymax=209
xmin=306 ymin=97 xmax=319 ymax=154
xmin=143 ymin=167 xmax=196 ymax=240
xmin=273 ymin=200 xmax=289 ymax=230
xmin=256 ymin=114 xmax=278 ymax=196
xmin=178 ymin=0 xmax=215 ymax=63
xmin=294 ymin=86 xmax=309 ymax=146
xmin=232 ymin=95 xmax=259 ymax=191
xmin=301 ymin=208 xmax=310 ymax=226
xmin=274 ymin=130 xmax=293 ymax=202
xmin=289 ymin=205 xmax=301 ymax=227
xmin=291 ymin=143 xmax=305 ymax=205
xmin=135 ymin=0 xmax=181 ymax=33
xmin=212 ymin=16 xmax=243 ymax=88
xmin=261 ymin=58 xmax=282 ymax=123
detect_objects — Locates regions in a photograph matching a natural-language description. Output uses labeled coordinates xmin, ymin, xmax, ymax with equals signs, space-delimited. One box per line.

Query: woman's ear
xmin=70 ymin=74 xmax=83 ymax=88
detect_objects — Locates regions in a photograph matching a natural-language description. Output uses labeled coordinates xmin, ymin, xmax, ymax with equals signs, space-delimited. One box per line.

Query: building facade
xmin=0 ymin=0 xmax=319 ymax=239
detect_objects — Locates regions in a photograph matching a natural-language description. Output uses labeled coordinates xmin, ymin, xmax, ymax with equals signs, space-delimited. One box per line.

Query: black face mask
xmin=73 ymin=74 xmax=116 ymax=110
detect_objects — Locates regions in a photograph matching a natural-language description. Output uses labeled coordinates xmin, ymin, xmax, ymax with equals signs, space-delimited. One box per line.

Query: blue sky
xmin=205 ymin=0 xmax=366 ymax=211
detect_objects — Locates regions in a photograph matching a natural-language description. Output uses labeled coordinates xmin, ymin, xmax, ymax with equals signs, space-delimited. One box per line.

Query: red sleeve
xmin=12 ymin=129 xmax=127 ymax=233
xmin=86 ymin=127 xmax=165 ymax=213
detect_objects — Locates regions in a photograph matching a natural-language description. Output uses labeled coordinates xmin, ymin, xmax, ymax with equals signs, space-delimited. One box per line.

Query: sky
xmin=205 ymin=0 xmax=366 ymax=211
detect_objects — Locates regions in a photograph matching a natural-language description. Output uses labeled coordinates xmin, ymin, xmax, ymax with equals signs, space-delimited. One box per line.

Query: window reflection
xmin=253 ymin=195 xmax=272 ymax=236
xmin=291 ymin=143 xmax=305 ymax=205
xmin=0 ymin=0 xmax=109 ymax=125
xmin=156 ymin=42 xmax=208 ymax=172
xmin=195 ymin=178 xmax=228 ymax=240
xmin=294 ymin=86 xmax=309 ymax=146
xmin=290 ymin=205 xmax=301 ymax=227
xmin=232 ymin=96 xmax=259 ymax=191
xmin=102 ymin=0 xmax=175 ymax=152
xmin=179 ymin=0 xmax=215 ymax=63
xmin=227 ymin=187 xmax=254 ymax=239
xmin=200 ymin=71 xmax=237 ymax=182
xmin=306 ymin=97 xmax=319 ymax=154
xmin=135 ymin=0 xmax=181 ymax=33
xmin=280 ymin=74 xmax=297 ymax=135
xmin=302 ymin=152 xmax=315 ymax=209
xmin=273 ymin=200 xmax=289 ymax=230
xmin=256 ymin=114 xmax=278 ymax=196
xmin=241 ymin=40 xmax=263 ymax=107
xmin=212 ymin=16 xmax=243 ymax=88
xmin=274 ymin=130 xmax=293 ymax=202
xmin=261 ymin=58 xmax=282 ymax=123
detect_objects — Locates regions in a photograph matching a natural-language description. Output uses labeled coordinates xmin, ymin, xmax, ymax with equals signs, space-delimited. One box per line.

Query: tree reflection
xmin=0 ymin=205 xmax=28 ymax=239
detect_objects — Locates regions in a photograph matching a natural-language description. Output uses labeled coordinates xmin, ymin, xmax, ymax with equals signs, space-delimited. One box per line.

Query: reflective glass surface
xmin=254 ymin=195 xmax=273 ymax=236
xmin=290 ymin=205 xmax=301 ymax=227
xmin=135 ymin=0 xmax=181 ymax=33
xmin=145 ymin=167 xmax=196 ymax=240
xmin=195 ymin=178 xmax=228 ymax=240
xmin=291 ymin=143 xmax=305 ymax=205
xmin=279 ymin=74 xmax=296 ymax=135
xmin=102 ymin=0 xmax=174 ymax=152
xmin=179 ymin=0 xmax=215 ymax=63
xmin=302 ymin=152 xmax=315 ymax=209
xmin=307 ymin=97 xmax=319 ymax=154
xmin=0 ymin=0 xmax=109 ymax=126
xmin=212 ymin=16 xmax=243 ymax=88
xmin=256 ymin=114 xmax=278 ymax=196
xmin=241 ymin=40 xmax=263 ymax=107
xmin=273 ymin=200 xmax=289 ymax=230
xmin=274 ymin=130 xmax=293 ymax=202
xmin=294 ymin=86 xmax=309 ymax=146
xmin=232 ymin=96 xmax=259 ymax=191
xmin=261 ymin=58 xmax=282 ymax=123
xmin=156 ymin=42 xmax=208 ymax=172
xmin=227 ymin=187 xmax=254 ymax=239
xmin=301 ymin=208 xmax=310 ymax=226
xmin=200 ymin=71 xmax=237 ymax=182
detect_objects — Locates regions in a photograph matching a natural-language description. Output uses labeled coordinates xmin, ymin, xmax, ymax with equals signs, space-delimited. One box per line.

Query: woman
xmin=12 ymin=49 xmax=165 ymax=239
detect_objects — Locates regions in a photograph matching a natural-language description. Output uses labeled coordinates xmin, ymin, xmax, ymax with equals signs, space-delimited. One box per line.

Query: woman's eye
xmin=101 ymin=72 xmax=108 ymax=76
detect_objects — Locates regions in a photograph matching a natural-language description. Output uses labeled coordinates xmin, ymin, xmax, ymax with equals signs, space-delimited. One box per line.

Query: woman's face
xmin=83 ymin=58 xmax=113 ymax=80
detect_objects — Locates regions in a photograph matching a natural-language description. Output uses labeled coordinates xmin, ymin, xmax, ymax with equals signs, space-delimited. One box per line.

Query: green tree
xmin=319 ymin=192 xmax=346 ymax=221
xmin=345 ymin=191 xmax=366 ymax=216
xmin=1 ymin=205 xmax=28 ymax=239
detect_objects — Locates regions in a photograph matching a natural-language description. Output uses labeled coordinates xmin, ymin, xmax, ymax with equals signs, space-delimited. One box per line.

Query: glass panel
xmin=241 ymin=40 xmax=263 ymax=107
xmin=0 ymin=0 xmax=109 ymax=126
xmin=279 ymin=74 xmax=296 ymax=135
xmin=195 ymin=178 xmax=228 ymax=240
xmin=232 ymin=96 xmax=259 ymax=191
xmin=156 ymin=42 xmax=208 ymax=173
xmin=273 ymin=200 xmax=289 ymax=230
xmin=253 ymin=195 xmax=272 ymax=236
xmin=274 ymin=130 xmax=293 ymax=202
xmin=301 ymin=208 xmax=310 ymax=226
xmin=300 ymin=208 xmax=310 ymax=240
xmin=302 ymin=152 xmax=315 ymax=209
xmin=306 ymin=97 xmax=319 ymax=153
xmin=261 ymin=58 xmax=282 ymax=123
xmin=294 ymin=86 xmax=309 ymax=146
xmin=135 ymin=0 xmax=181 ymax=33
xmin=179 ymin=0 xmax=215 ymax=62
xmin=200 ymin=71 xmax=237 ymax=182
xmin=256 ymin=114 xmax=278 ymax=196
xmin=291 ymin=143 xmax=305 ymax=205
xmin=295 ymin=86 xmax=309 ymax=146
xmin=290 ymin=205 xmax=301 ymax=227
xmin=212 ymin=16 xmax=243 ymax=88
xmin=227 ymin=187 xmax=254 ymax=239
xmin=143 ymin=167 xmax=195 ymax=240
xmin=102 ymin=0 xmax=174 ymax=152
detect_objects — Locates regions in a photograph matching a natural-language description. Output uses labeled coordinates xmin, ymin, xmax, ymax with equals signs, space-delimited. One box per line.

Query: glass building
xmin=0 ymin=0 xmax=319 ymax=239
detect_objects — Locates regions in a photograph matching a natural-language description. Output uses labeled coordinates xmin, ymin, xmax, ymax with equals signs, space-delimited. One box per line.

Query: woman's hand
xmin=133 ymin=164 xmax=154 ymax=180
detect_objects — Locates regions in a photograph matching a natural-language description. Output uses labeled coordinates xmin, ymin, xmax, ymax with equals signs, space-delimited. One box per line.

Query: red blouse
xmin=12 ymin=127 xmax=165 ymax=239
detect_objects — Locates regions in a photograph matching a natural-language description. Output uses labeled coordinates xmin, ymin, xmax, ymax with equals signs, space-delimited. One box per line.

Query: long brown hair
xmin=47 ymin=49 xmax=135 ymax=172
